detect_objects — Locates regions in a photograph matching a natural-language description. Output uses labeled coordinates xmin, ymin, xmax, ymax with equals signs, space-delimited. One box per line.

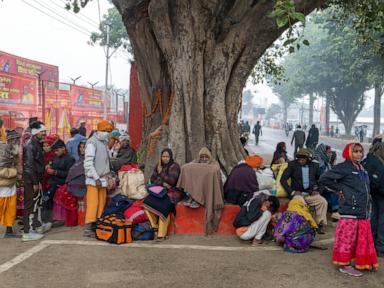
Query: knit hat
xmin=51 ymin=139 xmax=66 ymax=150
xmin=119 ymin=133 xmax=131 ymax=142
xmin=30 ymin=121 xmax=46 ymax=135
xmin=43 ymin=134 xmax=59 ymax=146
xmin=110 ymin=129 xmax=121 ymax=139
xmin=296 ymin=148 xmax=312 ymax=159
xmin=245 ymin=155 xmax=264 ymax=168
xmin=6 ymin=129 xmax=20 ymax=140
xmin=97 ymin=120 xmax=113 ymax=132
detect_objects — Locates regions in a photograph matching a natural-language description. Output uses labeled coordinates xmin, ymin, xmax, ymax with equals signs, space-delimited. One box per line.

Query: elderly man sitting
xmin=280 ymin=148 xmax=328 ymax=234
xmin=110 ymin=134 xmax=137 ymax=172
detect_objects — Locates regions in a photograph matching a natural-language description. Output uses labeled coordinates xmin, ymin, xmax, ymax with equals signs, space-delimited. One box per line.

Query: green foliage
xmin=64 ymin=0 xmax=91 ymax=13
xmin=89 ymin=7 xmax=130 ymax=52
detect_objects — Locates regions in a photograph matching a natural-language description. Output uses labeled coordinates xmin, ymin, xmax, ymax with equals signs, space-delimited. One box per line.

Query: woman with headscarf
xmin=362 ymin=142 xmax=384 ymax=258
xmin=274 ymin=196 xmax=317 ymax=253
xmin=224 ymin=155 xmax=263 ymax=206
xmin=320 ymin=143 xmax=378 ymax=277
xmin=271 ymin=142 xmax=288 ymax=166
xmin=143 ymin=148 xmax=181 ymax=241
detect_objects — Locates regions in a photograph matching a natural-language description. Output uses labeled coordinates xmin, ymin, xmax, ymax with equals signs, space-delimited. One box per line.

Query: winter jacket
xmin=23 ymin=136 xmax=45 ymax=185
xmin=84 ymin=133 xmax=110 ymax=186
xmin=305 ymin=127 xmax=319 ymax=147
xmin=66 ymin=134 xmax=86 ymax=161
xmin=280 ymin=160 xmax=320 ymax=197
xmin=110 ymin=146 xmax=137 ymax=172
xmin=48 ymin=153 xmax=75 ymax=189
xmin=78 ymin=126 xmax=86 ymax=137
xmin=233 ymin=193 xmax=268 ymax=228
xmin=362 ymin=153 xmax=384 ymax=197
xmin=150 ymin=162 xmax=181 ymax=187
xmin=291 ymin=129 xmax=306 ymax=146
xmin=319 ymin=160 xmax=371 ymax=219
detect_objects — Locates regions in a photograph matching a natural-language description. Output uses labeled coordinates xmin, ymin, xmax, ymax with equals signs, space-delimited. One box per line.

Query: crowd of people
xmin=0 ymin=117 xmax=383 ymax=278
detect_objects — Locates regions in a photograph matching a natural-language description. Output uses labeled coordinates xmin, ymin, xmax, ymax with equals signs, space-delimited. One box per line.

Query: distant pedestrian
xmin=306 ymin=124 xmax=319 ymax=151
xmin=359 ymin=128 xmax=364 ymax=143
xmin=78 ymin=121 xmax=87 ymax=137
xmin=330 ymin=126 xmax=335 ymax=138
xmin=335 ymin=127 xmax=339 ymax=138
xmin=291 ymin=125 xmax=306 ymax=158
xmin=253 ymin=121 xmax=262 ymax=145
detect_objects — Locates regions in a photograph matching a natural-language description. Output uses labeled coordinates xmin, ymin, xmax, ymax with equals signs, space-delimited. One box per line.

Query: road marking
xmin=0 ymin=237 xmax=334 ymax=275
xmin=0 ymin=242 xmax=50 ymax=274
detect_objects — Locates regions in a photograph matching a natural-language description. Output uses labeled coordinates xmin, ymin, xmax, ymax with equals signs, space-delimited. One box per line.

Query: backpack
xmin=123 ymin=201 xmax=149 ymax=224
xmin=119 ymin=168 xmax=148 ymax=200
xmin=102 ymin=194 xmax=134 ymax=217
xmin=131 ymin=221 xmax=154 ymax=241
xmin=95 ymin=214 xmax=133 ymax=245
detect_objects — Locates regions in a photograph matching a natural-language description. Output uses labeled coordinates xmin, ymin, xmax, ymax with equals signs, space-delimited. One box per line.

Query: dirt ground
xmin=0 ymin=226 xmax=383 ymax=288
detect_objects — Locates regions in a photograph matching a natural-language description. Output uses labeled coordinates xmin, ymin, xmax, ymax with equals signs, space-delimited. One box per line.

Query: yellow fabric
xmin=85 ymin=185 xmax=107 ymax=224
xmin=287 ymin=196 xmax=318 ymax=229
xmin=274 ymin=162 xmax=290 ymax=198
xmin=144 ymin=209 xmax=170 ymax=238
xmin=0 ymin=126 xmax=6 ymax=143
xmin=0 ymin=195 xmax=16 ymax=227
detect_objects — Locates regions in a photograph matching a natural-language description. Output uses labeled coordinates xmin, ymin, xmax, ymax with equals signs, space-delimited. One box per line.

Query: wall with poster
xmin=0 ymin=51 xmax=59 ymax=85
xmin=0 ymin=72 xmax=37 ymax=105
xmin=71 ymin=85 xmax=103 ymax=109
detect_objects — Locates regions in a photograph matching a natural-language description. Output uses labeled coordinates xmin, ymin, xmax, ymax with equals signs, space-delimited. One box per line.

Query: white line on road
xmin=0 ymin=242 xmax=50 ymax=274
xmin=0 ymin=238 xmax=334 ymax=275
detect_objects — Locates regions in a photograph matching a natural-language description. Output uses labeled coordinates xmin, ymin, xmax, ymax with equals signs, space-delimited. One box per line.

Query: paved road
xmin=247 ymin=127 xmax=370 ymax=164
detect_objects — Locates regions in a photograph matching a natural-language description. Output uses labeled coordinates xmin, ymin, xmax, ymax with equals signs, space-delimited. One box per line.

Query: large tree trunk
xmin=309 ymin=93 xmax=314 ymax=126
xmin=373 ymin=83 xmax=383 ymax=138
xmin=325 ymin=95 xmax=330 ymax=136
xmin=113 ymin=0 xmax=323 ymax=175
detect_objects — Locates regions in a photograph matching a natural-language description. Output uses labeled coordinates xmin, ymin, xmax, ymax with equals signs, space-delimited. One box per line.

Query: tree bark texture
xmin=309 ymin=93 xmax=314 ymax=126
xmin=113 ymin=0 xmax=324 ymax=175
xmin=373 ymin=83 xmax=383 ymax=138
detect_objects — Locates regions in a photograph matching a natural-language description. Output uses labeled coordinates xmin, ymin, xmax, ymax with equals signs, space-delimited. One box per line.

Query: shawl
xmin=271 ymin=142 xmax=288 ymax=166
xmin=370 ymin=142 xmax=384 ymax=164
xmin=193 ymin=147 xmax=219 ymax=166
xmin=314 ymin=143 xmax=330 ymax=165
xmin=224 ymin=163 xmax=258 ymax=194
xmin=287 ymin=196 xmax=318 ymax=229
xmin=177 ymin=162 xmax=224 ymax=235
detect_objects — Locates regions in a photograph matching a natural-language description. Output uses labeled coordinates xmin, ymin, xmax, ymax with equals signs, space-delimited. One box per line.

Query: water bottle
xmin=77 ymin=200 xmax=85 ymax=226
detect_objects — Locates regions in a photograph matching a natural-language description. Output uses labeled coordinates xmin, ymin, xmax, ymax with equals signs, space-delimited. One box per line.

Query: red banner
xmin=71 ymin=85 xmax=103 ymax=110
xmin=0 ymin=72 xmax=37 ymax=105
xmin=0 ymin=51 xmax=59 ymax=85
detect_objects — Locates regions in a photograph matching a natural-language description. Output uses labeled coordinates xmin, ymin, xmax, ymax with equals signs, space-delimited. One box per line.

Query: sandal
xmin=339 ymin=266 xmax=363 ymax=277
xmin=252 ymin=239 xmax=264 ymax=246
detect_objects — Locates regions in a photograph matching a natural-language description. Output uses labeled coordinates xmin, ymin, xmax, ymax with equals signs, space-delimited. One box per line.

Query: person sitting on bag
xmin=280 ymin=148 xmax=328 ymax=234
xmin=83 ymin=120 xmax=113 ymax=237
xmin=143 ymin=148 xmax=181 ymax=242
xmin=224 ymin=155 xmax=263 ymax=206
xmin=44 ymin=139 xmax=75 ymax=225
xmin=110 ymin=134 xmax=137 ymax=172
xmin=234 ymin=192 xmax=280 ymax=246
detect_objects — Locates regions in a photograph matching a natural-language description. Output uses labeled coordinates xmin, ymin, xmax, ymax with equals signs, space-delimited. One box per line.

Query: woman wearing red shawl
xmin=320 ymin=143 xmax=378 ymax=277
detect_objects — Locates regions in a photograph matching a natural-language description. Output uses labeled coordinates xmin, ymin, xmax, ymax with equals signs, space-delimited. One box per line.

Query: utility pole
xmin=104 ymin=23 xmax=111 ymax=119
xmin=36 ymin=70 xmax=47 ymax=123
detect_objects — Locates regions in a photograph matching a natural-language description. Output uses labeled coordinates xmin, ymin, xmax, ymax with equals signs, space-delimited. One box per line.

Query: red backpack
xmin=123 ymin=201 xmax=148 ymax=224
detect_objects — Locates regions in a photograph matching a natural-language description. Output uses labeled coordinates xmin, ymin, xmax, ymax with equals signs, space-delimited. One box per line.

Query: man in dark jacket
xmin=280 ymin=148 xmax=328 ymax=233
xmin=306 ymin=124 xmax=319 ymax=151
xmin=253 ymin=121 xmax=262 ymax=145
xmin=110 ymin=134 xmax=137 ymax=172
xmin=78 ymin=121 xmax=87 ymax=137
xmin=291 ymin=125 xmax=306 ymax=158
xmin=22 ymin=121 xmax=46 ymax=241
xmin=362 ymin=143 xmax=384 ymax=257
xmin=43 ymin=139 xmax=75 ymax=223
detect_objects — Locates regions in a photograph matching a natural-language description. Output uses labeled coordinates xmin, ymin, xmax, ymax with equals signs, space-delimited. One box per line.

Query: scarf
xmin=342 ymin=143 xmax=368 ymax=182
xmin=314 ymin=143 xmax=330 ymax=165
xmin=370 ymin=142 xmax=384 ymax=164
xmin=287 ymin=196 xmax=318 ymax=229
xmin=158 ymin=148 xmax=175 ymax=173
